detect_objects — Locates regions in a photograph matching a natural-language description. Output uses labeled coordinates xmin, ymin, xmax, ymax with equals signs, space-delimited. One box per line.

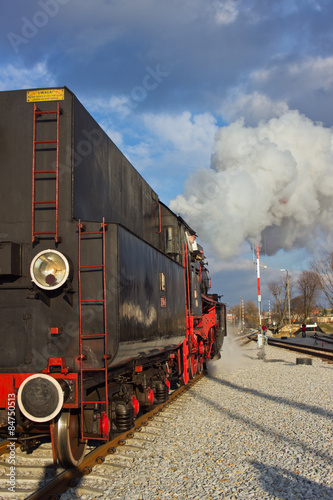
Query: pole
xmin=256 ymin=243 xmax=264 ymax=349
xmin=281 ymin=268 xmax=291 ymax=337
xmin=242 ymin=298 xmax=245 ymax=329
xmin=257 ymin=243 xmax=262 ymax=330
xmin=287 ymin=271 xmax=291 ymax=337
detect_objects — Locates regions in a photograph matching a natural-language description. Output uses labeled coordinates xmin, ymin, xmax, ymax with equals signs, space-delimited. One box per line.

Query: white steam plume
xmin=170 ymin=110 xmax=333 ymax=259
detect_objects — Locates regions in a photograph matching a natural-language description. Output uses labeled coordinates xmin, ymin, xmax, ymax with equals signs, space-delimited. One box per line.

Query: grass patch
xmin=318 ymin=323 xmax=333 ymax=334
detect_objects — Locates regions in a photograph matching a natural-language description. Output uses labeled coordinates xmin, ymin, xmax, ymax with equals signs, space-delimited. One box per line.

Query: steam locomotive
xmin=0 ymin=87 xmax=226 ymax=468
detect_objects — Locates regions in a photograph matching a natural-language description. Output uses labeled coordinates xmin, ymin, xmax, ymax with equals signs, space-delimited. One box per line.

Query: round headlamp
xmin=30 ymin=249 xmax=70 ymax=291
xmin=17 ymin=374 xmax=64 ymax=423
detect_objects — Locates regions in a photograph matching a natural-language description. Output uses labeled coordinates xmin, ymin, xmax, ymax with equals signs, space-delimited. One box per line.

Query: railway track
xmin=238 ymin=331 xmax=333 ymax=362
xmin=0 ymin=373 xmax=204 ymax=500
xmin=266 ymin=337 xmax=333 ymax=362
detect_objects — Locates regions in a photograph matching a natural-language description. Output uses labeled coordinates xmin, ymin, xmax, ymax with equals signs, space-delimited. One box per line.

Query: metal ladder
xmin=31 ymin=102 xmax=61 ymax=243
xmin=78 ymin=218 xmax=110 ymax=440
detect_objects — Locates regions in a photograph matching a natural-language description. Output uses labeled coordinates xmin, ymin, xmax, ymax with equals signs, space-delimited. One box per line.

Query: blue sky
xmin=1 ymin=0 xmax=333 ymax=309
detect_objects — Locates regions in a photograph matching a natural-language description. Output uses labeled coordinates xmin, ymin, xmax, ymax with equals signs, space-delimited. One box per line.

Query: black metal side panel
xmin=0 ymin=89 xmax=73 ymax=247
xmin=113 ymin=225 xmax=186 ymax=364
xmin=191 ymin=262 xmax=202 ymax=316
xmin=0 ymin=88 xmax=188 ymax=376
xmin=72 ymin=97 xmax=159 ymax=246
xmin=0 ymin=301 xmax=30 ymax=368
xmin=0 ymin=90 xmax=32 ymax=245
xmin=0 ymin=89 xmax=80 ymax=374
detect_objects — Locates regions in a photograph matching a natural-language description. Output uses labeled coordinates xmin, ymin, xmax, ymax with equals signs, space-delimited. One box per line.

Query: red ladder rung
xmin=34 ymin=170 xmax=57 ymax=174
xmin=80 ymin=299 xmax=106 ymax=303
xmin=34 ymin=231 xmax=56 ymax=235
xmin=82 ymin=400 xmax=107 ymax=405
xmin=32 ymin=102 xmax=60 ymax=243
xmin=34 ymin=200 xmax=56 ymax=204
xmin=79 ymin=264 xmax=104 ymax=269
xmin=35 ymin=110 xmax=57 ymax=115
xmin=81 ymin=334 xmax=106 ymax=338
xmin=34 ymin=140 xmax=57 ymax=144
xmin=78 ymin=218 xmax=108 ymax=441
xmin=80 ymin=231 xmax=104 ymax=235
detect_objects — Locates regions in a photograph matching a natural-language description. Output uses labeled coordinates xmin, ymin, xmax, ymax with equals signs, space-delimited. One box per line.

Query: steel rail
xmin=26 ymin=372 xmax=205 ymax=500
xmin=266 ymin=338 xmax=333 ymax=361
xmin=0 ymin=439 xmax=11 ymax=456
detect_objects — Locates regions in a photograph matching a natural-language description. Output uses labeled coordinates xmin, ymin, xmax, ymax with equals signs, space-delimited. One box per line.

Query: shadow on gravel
xmin=207 ymin=375 xmax=333 ymax=420
xmin=190 ymin=388 xmax=333 ymax=464
xmin=264 ymin=359 xmax=292 ymax=363
xmin=251 ymin=460 xmax=333 ymax=499
xmin=242 ymin=354 xmax=295 ymax=365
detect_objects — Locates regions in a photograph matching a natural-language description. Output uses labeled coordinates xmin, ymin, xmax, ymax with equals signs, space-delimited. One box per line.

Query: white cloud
xmin=0 ymin=61 xmax=55 ymax=91
xmin=251 ymin=55 xmax=333 ymax=93
xmin=220 ymin=55 xmax=333 ymax=125
xmin=308 ymin=0 xmax=328 ymax=12
xmin=212 ymin=0 xmax=241 ymax=24
xmin=97 ymin=120 xmax=123 ymax=148
xmin=125 ymin=142 xmax=153 ymax=172
xmin=65 ymin=25 xmax=124 ymax=58
xmin=142 ymin=111 xmax=218 ymax=152
xmin=221 ymin=91 xmax=289 ymax=125
xmin=287 ymin=56 xmax=333 ymax=92
xmin=83 ymin=95 xmax=133 ymax=118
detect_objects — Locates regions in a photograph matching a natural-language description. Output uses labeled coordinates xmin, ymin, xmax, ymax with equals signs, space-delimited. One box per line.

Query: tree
xmin=228 ymin=300 xmax=258 ymax=329
xmin=228 ymin=304 xmax=241 ymax=326
xmin=290 ymin=296 xmax=305 ymax=323
xmin=268 ymin=274 xmax=293 ymax=326
xmin=268 ymin=280 xmax=282 ymax=324
xmin=295 ymin=270 xmax=321 ymax=322
xmin=244 ymin=300 xmax=259 ymax=328
xmin=311 ymin=250 xmax=333 ymax=307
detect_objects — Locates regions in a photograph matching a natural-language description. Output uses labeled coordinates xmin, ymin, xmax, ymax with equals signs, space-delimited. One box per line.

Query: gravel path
xmin=64 ymin=338 xmax=333 ymax=499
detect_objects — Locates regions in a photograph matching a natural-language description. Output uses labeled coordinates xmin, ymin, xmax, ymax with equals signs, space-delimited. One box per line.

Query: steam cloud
xmin=170 ymin=110 xmax=333 ymax=260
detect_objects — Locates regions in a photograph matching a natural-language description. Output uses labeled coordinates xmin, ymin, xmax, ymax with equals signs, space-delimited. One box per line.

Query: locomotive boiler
xmin=0 ymin=87 xmax=226 ymax=467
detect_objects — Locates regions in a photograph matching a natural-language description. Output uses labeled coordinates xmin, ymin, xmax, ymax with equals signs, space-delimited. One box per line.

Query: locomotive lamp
xmin=30 ymin=249 xmax=70 ymax=290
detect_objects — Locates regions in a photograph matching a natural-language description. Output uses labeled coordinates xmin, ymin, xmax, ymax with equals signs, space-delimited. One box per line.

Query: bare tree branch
xmin=268 ymin=275 xmax=293 ymax=326
xmin=295 ymin=270 xmax=321 ymax=322
xmin=311 ymin=251 xmax=333 ymax=307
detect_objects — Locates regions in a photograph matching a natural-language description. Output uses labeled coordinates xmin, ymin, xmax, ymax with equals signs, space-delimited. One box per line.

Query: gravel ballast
xmin=64 ymin=338 xmax=333 ymax=499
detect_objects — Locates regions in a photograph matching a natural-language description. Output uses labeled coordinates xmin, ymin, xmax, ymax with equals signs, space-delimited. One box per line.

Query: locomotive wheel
xmin=197 ymin=355 xmax=204 ymax=373
xmin=56 ymin=411 xmax=87 ymax=468
xmin=197 ymin=341 xmax=204 ymax=373
xmin=189 ymin=353 xmax=198 ymax=379
xmin=179 ymin=344 xmax=189 ymax=385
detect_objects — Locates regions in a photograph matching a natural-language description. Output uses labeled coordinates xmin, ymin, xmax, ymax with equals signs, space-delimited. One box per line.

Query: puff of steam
xmin=170 ymin=110 xmax=333 ymax=260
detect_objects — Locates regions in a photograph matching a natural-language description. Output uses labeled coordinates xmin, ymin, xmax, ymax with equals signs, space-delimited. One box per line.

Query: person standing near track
xmin=301 ymin=323 xmax=306 ymax=338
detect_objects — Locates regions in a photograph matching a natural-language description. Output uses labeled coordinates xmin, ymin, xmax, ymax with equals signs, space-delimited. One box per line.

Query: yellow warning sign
xmin=27 ymin=88 xmax=65 ymax=103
